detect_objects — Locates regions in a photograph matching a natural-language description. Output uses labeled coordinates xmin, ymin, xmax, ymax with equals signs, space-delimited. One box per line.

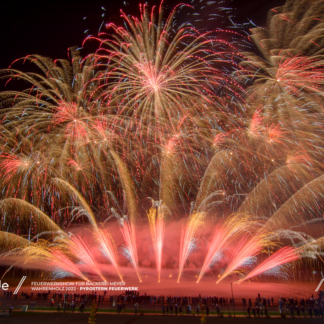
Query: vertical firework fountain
xmin=147 ymin=201 xmax=169 ymax=282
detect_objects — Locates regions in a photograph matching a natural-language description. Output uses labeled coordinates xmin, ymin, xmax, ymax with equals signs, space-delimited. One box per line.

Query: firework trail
xmin=96 ymin=228 xmax=123 ymax=281
xmin=237 ymin=164 xmax=315 ymax=220
xmin=120 ymin=220 xmax=142 ymax=282
xmin=147 ymin=200 xmax=170 ymax=282
xmin=110 ymin=209 xmax=142 ymax=282
xmin=9 ymin=180 xmax=122 ymax=281
xmin=147 ymin=207 xmax=164 ymax=283
xmin=56 ymin=180 xmax=125 ymax=280
xmin=62 ymin=234 xmax=106 ymax=282
xmin=159 ymin=138 xmax=179 ymax=214
xmin=108 ymin=150 xmax=138 ymax=223
xmin=197 ymin=215 xmax=252 ymax=283
xmin=236 ymin=246 xmax=300 ymax=284
xmin=0 ymin=198 xmax=63 ymax=234
xmin=0 ymin=231 xmax=32 ymax=253
xmin=54 ymin=178 xmax=98 ymax=230
xmin=264 ymin=174 xmax=324 ymax=231
xmin=21 ymin=241 xmax=89 ymax=281
xmin=178 ymin=212 xmax=205 ymax=283
xmin=50 ymin=249 xmax=89 ymax=281
xmin=0 ymin=202 xmax=95 ymax=281
xmin=216 ymin=232 xmax=273 ymax=284
xmin=0 ymin=231 xmax=35 ymax=279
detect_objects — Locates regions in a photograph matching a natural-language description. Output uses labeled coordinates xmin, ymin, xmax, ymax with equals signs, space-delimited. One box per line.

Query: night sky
xmin=0 ymin=0 xmax=285 ymax=69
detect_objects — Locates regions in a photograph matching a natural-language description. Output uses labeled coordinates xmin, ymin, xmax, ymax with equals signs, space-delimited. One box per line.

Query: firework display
xmin=0 ymin=0 xmax=324 ymax=289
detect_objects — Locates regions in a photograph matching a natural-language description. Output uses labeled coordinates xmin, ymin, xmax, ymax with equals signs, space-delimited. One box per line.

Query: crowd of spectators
xmin=2 ymin=288 xmax=324 ymax=317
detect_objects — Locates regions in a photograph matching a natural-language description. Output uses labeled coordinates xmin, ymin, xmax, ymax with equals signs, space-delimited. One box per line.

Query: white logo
xmin=13 ymin=276 xmax=27 ymax=295
xmin=315 ymin=272 xmax=324 ymax=292
xmin=0 ymin=280 xmax=9 ymax=290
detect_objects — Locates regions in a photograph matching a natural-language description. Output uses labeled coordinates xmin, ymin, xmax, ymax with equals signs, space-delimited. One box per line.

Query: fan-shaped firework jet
xmin=120 ymin=221 xmax=142 ymax=282
xmin=197 ymin=215 xmax=251 ymax=283
xmin=21 ymin=242 xmax=89 ymax=281
xmin=96 ymin=229 xmax=123 ymax=281
xmin=110 ymin=209 xmax=142 ymax=282
xmin=63 ymin=234 xmax=107 ymax=282
xmin=216 ymin=233 xmax=273 ymax=284
xmin=177 ymin=212 xmax=205 ymax=283
xmin=235 ymin=246 xmax=300 ymax=284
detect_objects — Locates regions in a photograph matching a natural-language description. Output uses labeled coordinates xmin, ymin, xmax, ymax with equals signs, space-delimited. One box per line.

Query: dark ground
xmin=0 ymin=313 xmax=323 ymax=324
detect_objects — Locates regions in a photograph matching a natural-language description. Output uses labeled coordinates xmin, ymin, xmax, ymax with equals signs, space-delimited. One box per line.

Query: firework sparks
xmin=178 ymin=212 xmax=205 ymax=283
xmin=21 ymin=241 xmax=89 ymax=281
xmin=110 ymin=209 xmax=142 ymax=282
xmin=96 ymin=228 xmax=123 ymax=281
xmin=85 ymin=2 xmax=244 ymax=144
xmin=147 ymin=201 xmax=169 ymax=282
xmin=217 ymin=232 xmax=273 ymax=284
xmin=236 ymin=246 xmax=300 ymax=284
xmin=63 ymin=234 xmax=107 ymax=282
xmin=197 ymin=215 xmax=252 ymax=283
